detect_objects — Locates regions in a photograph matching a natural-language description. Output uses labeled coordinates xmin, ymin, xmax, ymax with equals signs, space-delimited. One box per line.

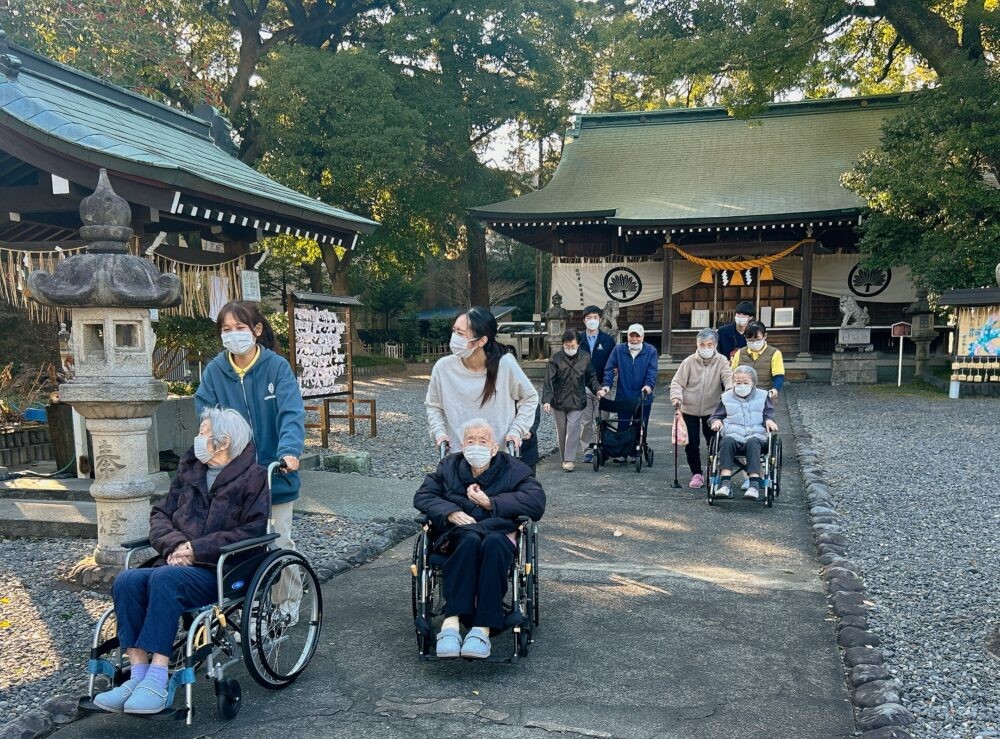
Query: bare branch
xmin=875 ymin=34 xmax=903 ymax=82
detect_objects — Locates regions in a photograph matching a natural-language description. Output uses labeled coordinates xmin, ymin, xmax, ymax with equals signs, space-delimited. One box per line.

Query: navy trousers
xmin=113 ymin=565 xmax=217 ymax=656
xmin=441 ymin=529 xmax=515 ymax=630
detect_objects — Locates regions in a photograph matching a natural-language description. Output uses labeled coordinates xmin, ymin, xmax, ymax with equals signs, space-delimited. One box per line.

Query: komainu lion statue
xmin=599 ymin=299 xmax=620 ymax=335
xmin=839 ymin=294 xmax=870 ymax=327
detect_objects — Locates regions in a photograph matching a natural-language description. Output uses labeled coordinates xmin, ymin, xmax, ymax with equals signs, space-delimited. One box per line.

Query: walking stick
xmin=671 ymin=409 xmax=682 ymax=488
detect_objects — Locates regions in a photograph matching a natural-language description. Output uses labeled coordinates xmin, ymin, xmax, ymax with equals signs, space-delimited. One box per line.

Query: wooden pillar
xmin=661 ymin=245 xmax=674 ymax=359
xmin=798 ymin=240 xmax=814 ymax=358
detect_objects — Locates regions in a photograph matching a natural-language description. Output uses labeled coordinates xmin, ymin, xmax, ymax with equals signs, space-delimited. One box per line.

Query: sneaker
xmin=583 ymin=451 xmax=594 ymax=463
xmin=562 ymin=462 xmax=575 ymax=472
xmin=714 ymin=484 xmax=732 ymax=499
xmin=741 ymin=477 xmax=751 ymax=492
xmin=743 ymin=485 xmax=760 ymax=501
xmin=689 ymin=474 xmax=704 ymax=489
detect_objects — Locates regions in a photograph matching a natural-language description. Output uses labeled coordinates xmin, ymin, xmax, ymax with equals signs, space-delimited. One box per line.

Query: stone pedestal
xmin=831 ymin=353 xmax=877 ymax=385
xmin=836 ymin=327 xmax=873 ymax=352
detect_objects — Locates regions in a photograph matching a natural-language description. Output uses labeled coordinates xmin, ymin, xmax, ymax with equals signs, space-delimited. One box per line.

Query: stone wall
xmin=831 ymin=353 xmax=877 ymax=385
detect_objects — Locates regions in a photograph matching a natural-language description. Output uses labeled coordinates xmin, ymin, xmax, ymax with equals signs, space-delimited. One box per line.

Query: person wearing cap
xmin=601 ymin=324 xmax=658 ymax=441
xmin=717 ymin=300 xmax=756 ymax=360
xmin=577 ymin=305 xmax=616 ymax=463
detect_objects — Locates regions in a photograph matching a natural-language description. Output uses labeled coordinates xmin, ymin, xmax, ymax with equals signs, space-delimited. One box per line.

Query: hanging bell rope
xmin=666 ymin=239 xmax=814 ymax=284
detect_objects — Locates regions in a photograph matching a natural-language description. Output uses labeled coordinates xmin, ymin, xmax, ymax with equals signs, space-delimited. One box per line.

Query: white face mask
xmin=584 ymin=318 xmax=600 ymax=331
xmin=747 ymin=339 xmax=766 ymax=352
xmin=222 ymin=330 xmax=255 ymax=356
xmin=450 ymin=332 xmax=476 ymax=358
xmin=193 ymin=435 xmax=224 ymax=465
xmin=564 ymin=347 xmax=578 ymax=357
xmin=735 ymin=315 xmax=751 ymax=328
xmin=462 ymin=444 xmax=493 ymax=469
xmin=734 ymin=383 xmax=753 ymax=398
xmin=698 ymin=347 xmax=715 ymax=359
xmin=628 ymin=342 xmax=642 ymax=355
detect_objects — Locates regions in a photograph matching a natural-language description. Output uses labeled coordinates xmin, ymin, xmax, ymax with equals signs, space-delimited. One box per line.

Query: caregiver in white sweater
xmin=425 ymin=307 xmax=539 ymax=451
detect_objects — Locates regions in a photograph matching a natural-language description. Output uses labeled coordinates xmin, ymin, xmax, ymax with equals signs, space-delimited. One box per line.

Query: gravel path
xmin=308 ymin=370 xmax=558 ymax=479
xmin=0 ymin=512 xmax=407 ymax=727
xmin=791 ymin=383 xmax=1000 ymax=739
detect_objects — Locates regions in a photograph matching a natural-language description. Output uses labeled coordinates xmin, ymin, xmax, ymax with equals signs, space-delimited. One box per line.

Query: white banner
xmin=551 ymin=258 xmax=703 ymax=310
xmin=771 ymin=254 xmax=916 ymax=303
xmin=552 ymin=253 xmax=917 ymax=309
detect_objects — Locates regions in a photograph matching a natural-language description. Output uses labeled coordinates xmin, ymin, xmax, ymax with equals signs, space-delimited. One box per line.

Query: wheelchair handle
xmin=267 ymin=459 xmax=288 ymax=492
xmin=507 ymin=441 xmax=520 ymax=458
xmin=438 ymin=441 xmax=449 ymax=460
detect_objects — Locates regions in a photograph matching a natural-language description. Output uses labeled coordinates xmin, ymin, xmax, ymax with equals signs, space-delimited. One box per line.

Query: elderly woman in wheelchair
xmin=93 ymin=408 xmax=268 ymax=715
xmin=708 ymin=365 xmax=780 ymax=502
xmin=413 ymin=418 xmax=545 ymax=660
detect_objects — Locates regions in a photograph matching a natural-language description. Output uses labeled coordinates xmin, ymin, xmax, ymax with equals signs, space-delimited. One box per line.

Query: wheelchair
xmin=590 ymin=391 xmax=653 ymax=473
xmin=78 ymin=462 xmax=323 ymax=724
xmin=411 ymin=512 xmax=539 ymax=663
xmin=706 ymin=431 xmax=783 ymax=507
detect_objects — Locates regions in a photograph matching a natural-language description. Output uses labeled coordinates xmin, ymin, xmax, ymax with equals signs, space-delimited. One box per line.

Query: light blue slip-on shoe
xmin=435 ymin=628 xmax=462 ymax=658
xmin=122 ymin=678 xmax=170 ymax=715
xmin=92 ymin=678 xmax=141 ymax=713
xmin=460 ymin=631 xmax=491 ymax=660
xmin=741 ymin=477 xmax=751 ymax=491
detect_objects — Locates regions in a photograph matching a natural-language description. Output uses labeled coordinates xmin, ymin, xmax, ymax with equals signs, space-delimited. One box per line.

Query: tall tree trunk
xmin=466 ymin=217 xmax=490 ymax=307
xmin=304 ymin=260 xmax=324 ymax=292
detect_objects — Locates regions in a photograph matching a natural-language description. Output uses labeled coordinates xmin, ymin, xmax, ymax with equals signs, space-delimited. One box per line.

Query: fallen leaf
xmin=472 ymin=690 xmax=480 ymax=696
xmin=0 ymin=620 xmax=11 ymax=629
xmin=613 ymin=530 xmax=623 ymax=537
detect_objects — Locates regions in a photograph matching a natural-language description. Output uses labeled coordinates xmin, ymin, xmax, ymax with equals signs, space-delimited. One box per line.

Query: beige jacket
xmin=669 ymin=353 xmax=733 ymax=417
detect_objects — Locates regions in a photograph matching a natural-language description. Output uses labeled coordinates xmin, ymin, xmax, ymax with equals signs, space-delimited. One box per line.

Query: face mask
xmin=194 ymin=435 xmax=223 ymax=464
xmin=735 ymin=316 xmax=751 ymax=328
xmin=584 ymin=318 xmax=600 ymax=331
xmin=628 ymin=343 xmax=642 ymax=355
xmin=222 ymin=330 xmax=255 ymax=356
xmin=734 ymin=384 xmax=753 ymax=398
xmin=747 ymin=339 xmax=766 ymax=352
xmin=450 ymin=332 xmax=476 ymax=358
xmin=564 ymin=347 xmax=578 ymax=357
xmin=463 ymin=444 xmax=493 ymax=468
xmin=698 ymin=347 xmax=715 ymax=359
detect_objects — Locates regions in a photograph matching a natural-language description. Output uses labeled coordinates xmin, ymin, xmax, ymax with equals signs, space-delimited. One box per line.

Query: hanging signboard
xmin=288 ymin=292 xmax=361 ymax=400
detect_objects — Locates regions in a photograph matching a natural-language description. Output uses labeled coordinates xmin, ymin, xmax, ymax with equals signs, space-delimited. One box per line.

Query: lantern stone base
xmin=831 ymin=353 xmax=877 ymax=385
xmin=63 ymin=556 xmax=120 ymax=591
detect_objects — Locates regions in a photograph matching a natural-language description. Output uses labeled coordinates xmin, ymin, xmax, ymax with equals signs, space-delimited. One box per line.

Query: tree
xmin=843 ymin=72 xmax=1000 ymax=293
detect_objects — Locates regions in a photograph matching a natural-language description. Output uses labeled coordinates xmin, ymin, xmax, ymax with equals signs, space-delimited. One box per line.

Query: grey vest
xmin=721 ymin=388 xmax=768 ymax=443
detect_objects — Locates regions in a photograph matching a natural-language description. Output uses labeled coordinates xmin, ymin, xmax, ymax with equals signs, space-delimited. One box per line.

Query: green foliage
xmin=844 ymin=72 xmax=1000 ymax=293
xmin=154 ymin=315 xmax=219 ymax=357
xmin=266 ymin=311 xmax=290 ymax=355
xmin=397 ymin=318 xmax=421 ymax=359
xmin=428 ymin=318 xmax=454 ymax=343
xmin=166 ymin=380 xmax=199 ymax=397
xmin=352 ymin=354 xmax=405 ymax=369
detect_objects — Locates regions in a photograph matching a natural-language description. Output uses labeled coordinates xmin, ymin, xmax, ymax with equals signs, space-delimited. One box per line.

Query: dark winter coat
xmin=542 ymin=350 xmax=602 ymax=411
xmin=577 ymin=330 xmax=616 ymax=378
xmin=149 ymin=443 xmax=269 ymax=567
xmin=413 ymin=452 xmax=545 ymax=548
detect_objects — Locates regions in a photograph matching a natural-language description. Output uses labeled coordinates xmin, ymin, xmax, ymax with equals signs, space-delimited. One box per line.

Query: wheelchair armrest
xmin=218 ymin=532 xmax=279 ymax=555
xmin=121 ymin=537 xmax=151 ymax=550
xmin=414 ymin=513 xmax=429 ymax=525
xmin=516 ymin=515 xmax=532 ymax=523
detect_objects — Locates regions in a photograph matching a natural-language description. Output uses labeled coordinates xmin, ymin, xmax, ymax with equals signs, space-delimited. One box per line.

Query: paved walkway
xmin=53 ymin=399 xmax=854 ymax=739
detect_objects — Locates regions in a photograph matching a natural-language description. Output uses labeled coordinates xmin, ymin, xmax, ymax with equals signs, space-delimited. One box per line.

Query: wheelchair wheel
xmin=644 ymin=446 xmax=654 ymax=467
xmin=634 ymin=451 xmax=642 ymax=473
xmin=241 ymin=550 xmax=322 ymax=689
xmin=592 ymin=447 xmax=601 ymax=472
xmin=530 ymin=529 xmax=540 ymax=627
xmin=411 ymin=533 xmax=435 ymax=657
xmin=215 ymin=678 xmax=242 ymax=720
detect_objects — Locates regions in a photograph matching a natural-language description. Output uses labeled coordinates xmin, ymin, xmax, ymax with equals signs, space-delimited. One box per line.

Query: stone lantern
xmin=543 ymin=292 xmax=570 ymax=357
xmin=905 ymin=287 xmax=937 ymax=377
xmin=27 ymin=170 xmax=181 ymax=582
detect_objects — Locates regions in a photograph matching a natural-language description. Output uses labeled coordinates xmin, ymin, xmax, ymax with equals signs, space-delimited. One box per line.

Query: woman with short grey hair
xmin=669 ymin=327 xmax=733 ymax=489
xmin=92 ymin=407 xmax=268 ymax=715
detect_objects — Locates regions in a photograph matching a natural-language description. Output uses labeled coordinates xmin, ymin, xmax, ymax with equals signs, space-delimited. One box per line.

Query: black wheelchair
xmin=79 ymin=462 xmax=323 ymax=724
xmin=590 ymin=391 xmax=653 ymax=473
xmin=706 ymin=432 xmax=783 ymax=507
xmin=411 ymin=514 xmax=539 ymax=663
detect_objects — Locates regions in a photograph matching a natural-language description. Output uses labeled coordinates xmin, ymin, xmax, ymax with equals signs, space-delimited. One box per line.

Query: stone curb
xmin=0 ymin=518 xmax=419 ymax=739
xmin=785 ymin=386 xmax=915 ymax=739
